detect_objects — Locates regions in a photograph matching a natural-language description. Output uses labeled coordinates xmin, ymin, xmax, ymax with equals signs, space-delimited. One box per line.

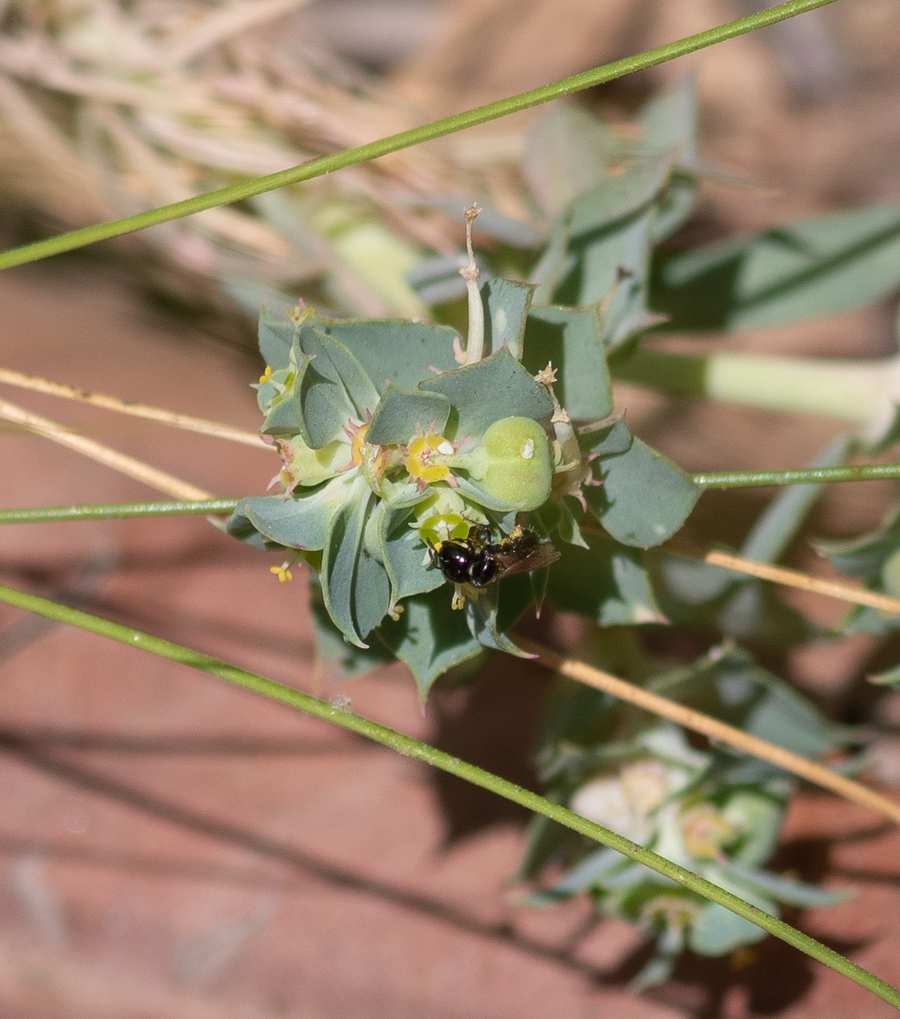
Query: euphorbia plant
xmin=220 ymin=73 xmax=900 ymax=983
xmin=2 ymin=0 xmax=900 ymax=1007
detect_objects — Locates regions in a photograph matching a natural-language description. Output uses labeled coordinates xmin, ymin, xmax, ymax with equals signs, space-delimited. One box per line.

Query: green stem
xmin=0 ymin=499 xmax=238 ymax=525
xmin=0 ymin=580 xmax=898 ymax=1008
xmin=693 ymin=464 xmax=900 ymax=489
xmin=615 ymin=347 xmax=900 ymax=424
xmin=0 ymin=0 xmax=840 ymax=270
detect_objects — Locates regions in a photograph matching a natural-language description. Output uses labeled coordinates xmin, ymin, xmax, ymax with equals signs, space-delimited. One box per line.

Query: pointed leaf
xmin=321 ymin=480 xmax=391 ymax=647
xmin=721 ymin=861 xmax=853 ymax=909
xmin=540 ymin=151 xmax=674 ymax=330
xmin=309 ymin=580 xmax=394 ymax=680
xmin=419 ymin=347 xmax=553 ymax=439
xmin=227 ymin=480 xmax=354 ymax=551
xmin=482 ymin=277 xmax=535 ymax=359
xmin=260 ymin=381 xmax=304 ymax=437
xmin=651 ymin=203 xmax=900 ymax=331
xmin=376 ymin=585 xmax=484 ymax=697
xmin=299 ymin=326 xmax=380 ymax=422
xmin=523 ymin=304 xmax=613 ymax=419
xmin=381 ymin=508 xmax=444 ymax=601
xmin=295 ymin=350 xmax=355 ymax=449
xmin=523 ymin=105 xmax=618 ymax=219
xmin=367 ymin=385 xmax=451 ymax=446
xmin=316 ymin=317 xmax=462 ymax=391
xmin=548 ymin=533 xmax=665 ymax=625
xmin=405 ymin=253 xmax=471 ymax=306
xmin=257 ymin=302 xmax=297 ymax=369
xmin=689 ymin=896 xmax=771 ymax=956
xmin=465 ymin=578 xmax=534 ymax=656
xmin=638 ymin=75 xmax=698 ymax=242
xmin=585 ymin=425 xmax=699 ymax=547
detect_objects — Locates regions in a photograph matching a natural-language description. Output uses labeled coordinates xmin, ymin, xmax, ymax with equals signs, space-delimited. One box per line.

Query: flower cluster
xmin=228 ymin=304 xmax=569 ymax=651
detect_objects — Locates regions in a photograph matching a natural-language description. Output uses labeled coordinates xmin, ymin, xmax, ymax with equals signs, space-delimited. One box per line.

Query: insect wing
xmin=490 ymin=536 xmax=560 ymax=582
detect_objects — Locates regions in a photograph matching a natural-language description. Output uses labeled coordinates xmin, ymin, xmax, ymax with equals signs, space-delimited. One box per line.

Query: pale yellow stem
xmin=0 ymin=397 xmax=213 ymax=502
xmin=669 ymin=540 xmax=900 ymax=617
xmin=520 ymin=638 xmax=900 ymax=827
xmin=0 ymin=368 xmax=264 ymax=449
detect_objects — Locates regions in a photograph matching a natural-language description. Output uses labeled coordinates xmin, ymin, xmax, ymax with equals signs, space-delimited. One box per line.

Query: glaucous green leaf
xmin=257 ymin=302 xmax=297 ymax=370
xmin=376 ymin=585 xmax=485 ymax=697
xmin=817 ymin=504 xmax=900 ymax=580
xmin=538 ymin=151 xmax=674 ymax=324
xmin=652 ymin=553 xmax=817 ymax=645
xmin=295 ymin=350 xmax=355 ymax=449
xmin=522 ymin=304 xmax=613 ymax=419
xmin=260 ymin=379 xmax=304 ymax=437
xmin=638 ymin=75 xmax=698 ymax=242
xmin=658 ymin=645 xmax=844 ymax=759
xmin=523 ymin=104 xmax=618 ymax=219
xmin=227 ymin=479 xmax=355 ymax=551
xmin=718 ymin=583 xmax=819 ymax=645
xmin=722 ymin=861 xmax=853 ymax=909
xmin=816 ymin=508 xmax=900 ymax=636
xmin=743 ymin=435 xmax=850 ymax=564
xmin=406 ymin=195 xmax=542 ymax=247
xmin=367 ymin=385 xmax=451 ymax=446
xmin=419 ymin=347 xmax=553 ymax=439
xmin=585 ymin=423 xmax=699 ymax=547
xmin=380 ymin=508 xmax=444 ymax=601
xmin=464 ymin=574 xmax=541 ymax=656
xmin=310 ymin=580 xmax=394 ymax=680
xmin=539 ymin=846 xmax=625 ymax=898
xmin=689 ymin=893 xmax=772 ymax=956
xmin=517 ymin=813 xmax=579 ymax=883
xmin=578 ymin=416 xmax=630 ymax=455
xmin=321 ymin=480 xmax=391 ymax=647
xmin=465 ymin=586 xmax=528 ymax=656
xmin=547 ymin=533 xmax=665 ymax=626
xmin=651 ymin=438 xmax=845 ymax=640
xmin=481 ymin=277 xmax=535 ymax=359
xmin=298 ymin=326 xmax=381 ymax=423
xmin=316 ymin=317 xmax=462 ymax=391
xmin=651 ymin=203 xmax=900 ymax=331
xmin=405 ymin=253 xmax=472 ymax=307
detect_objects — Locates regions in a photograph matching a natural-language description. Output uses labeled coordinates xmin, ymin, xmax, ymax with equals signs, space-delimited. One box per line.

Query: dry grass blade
xmin=0 ymin=0 xmax=469 ymax=318
xmin=668 ymin=540 xmax=900 ymax=617
xmin=0 ymin=367 xmax=265 ymax=449
xmin=0 ymin=396 xmax=213 ymax=502
xmin=520 ymin=637 xmax=900 ymax=828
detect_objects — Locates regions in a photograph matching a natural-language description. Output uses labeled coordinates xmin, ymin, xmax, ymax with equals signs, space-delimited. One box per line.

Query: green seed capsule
xmin=477 ymin=416 xmax=552 ymax=511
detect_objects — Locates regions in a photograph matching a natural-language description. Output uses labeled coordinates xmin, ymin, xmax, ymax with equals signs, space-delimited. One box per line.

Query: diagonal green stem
xmin=0 ymin=579 xmax=897 ymax=1008
xmin=0 ymin=0 xmax=840 ymax=270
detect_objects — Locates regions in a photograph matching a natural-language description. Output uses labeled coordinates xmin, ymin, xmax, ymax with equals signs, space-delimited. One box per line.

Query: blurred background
xmin=2 ymin=1 xmax=900 ymax=1016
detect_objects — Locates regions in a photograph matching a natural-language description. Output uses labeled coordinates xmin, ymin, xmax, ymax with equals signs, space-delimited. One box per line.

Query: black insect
xmin=427 ymin=526 xmax=560 ymax=588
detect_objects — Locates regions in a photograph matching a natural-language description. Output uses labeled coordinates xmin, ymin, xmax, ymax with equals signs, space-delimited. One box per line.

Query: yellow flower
xmin=405 ymin=433 xmax=455 ymax=486
xmin=269 ymin=564 xmax=294 ymax=583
